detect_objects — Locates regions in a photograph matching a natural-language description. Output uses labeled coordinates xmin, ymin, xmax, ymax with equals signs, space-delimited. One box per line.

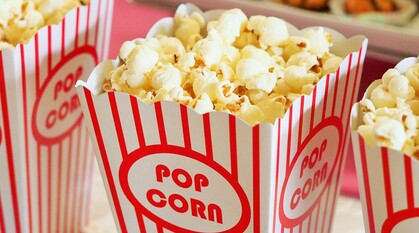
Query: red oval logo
xmin=119 ymin=145 xmax=251 ymax=233
xmin=279 ymin=116 xmax=343 ymax=227
xmin=32 ymin=46 xmax=97 ymax=145
xmin=382 ymin=208 xmax=419 ymax=232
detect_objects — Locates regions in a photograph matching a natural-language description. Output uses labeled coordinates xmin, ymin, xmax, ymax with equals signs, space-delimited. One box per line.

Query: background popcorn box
xmin=0 ymin=0 xmax=113 ymax=232
xmin=76 ymin=4 xmax=367 ymax=233
xmin=351 ymin=56 xmax=419 ymax=233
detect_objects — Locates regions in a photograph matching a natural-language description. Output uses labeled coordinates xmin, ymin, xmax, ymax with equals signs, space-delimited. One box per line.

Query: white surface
xmin=83 ymin=163 xmax=366 ymax=233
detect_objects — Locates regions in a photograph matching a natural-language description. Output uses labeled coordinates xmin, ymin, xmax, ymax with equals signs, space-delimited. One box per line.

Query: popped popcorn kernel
xmin=105 ymin=8 xmax=343 ymax=126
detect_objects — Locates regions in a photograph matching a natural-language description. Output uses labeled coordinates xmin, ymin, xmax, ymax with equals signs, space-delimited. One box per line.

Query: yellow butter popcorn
xmin=104 ymin=8 xmax=343 ymax=126
xmin=0 ymin=0 xmax=88 ymax=50
xmin=356 ymin=60 xmax=419 ymax=160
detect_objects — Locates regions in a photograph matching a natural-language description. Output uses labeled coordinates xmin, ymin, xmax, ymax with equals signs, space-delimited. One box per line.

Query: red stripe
xmin=203 ymin=113 xmax=213 ymax=160
xmin=109 ymin=93 xmax=128 ymax=158
xmin=286 ymin=105 xmax=293 ymax=170
xmin=35 ymin=34 xmax=42 ymax=232
xmin=35 ymin=35 xmax=40 ymax=95
xmin=310 ymin=87 xmax=316 ymax=130
xmin=181 ymin=105 xmax=191 ymax=149
xmin=0 ymin=54 xmax=22 ymax=233
xmin=272 ymin=122 xmax=281 ymax=233
xmin=157 ymin=225 xmax=164 ymax=233
xmin=20 ymin=45 xmax=33 ymax=233
xmin=77 ymin=129 xmax=91 ymax=230
xmin=70 ymin=126 xmax=83 ymax=231
xmin=154 ymin=102 xmax=167 ymax=145
xmin=63 ymin=133 xmax=73 ymax=230
xmin=351 ymin=45 xmax=364 ymax=103
xmin=37 ymin=145 xmax=42 ymax=233
xmin=85 ymin=3 xmax=91 ymax=44
xmin=47 ymin=147 xmax=52 ymax=233
xmin=61 ymin=18 xmax=66 ymax=58
xmin=56 ymin=142 xmax=63 ymax=233
xmin=75 ymin=8 xmax=80 ymax=48
xmin=84 ymin=150 xmax=96 ymax=226
xmin=359 ymin=136 xmax=376 ymax=233
xmin=314 ymin=204 xmax=320 ymax=232
xmin=0 ymin=195 xmax=6 ymax=233
xmin=0 ymin=194 xmax=5 ymax=233
xmin=130 ymin=96 xmax=146 ymax=147
xmin=322 ymin=75 xmax=330 ymax=120
xmin=306 ymin=215 xmax=311 ymax=233
xmin=331 ymin=68 xmax=340 ymax=115
xmin=320 ymin=185 xmax=330 ymax=233
xmin=404 ymin=156 xmax=414 ymax=208
xmin=48 ymin=26 xmax=52 ymax=71
xmin=381 ymin=148 xmax=394 ymax=215
xmin=298 ymin=96 xmax=304 ymax=146
xmin=94 ymin=0 xmax=101 ymax=49
xmin=253 ymin=126 xmax=260 ymax=233
xmin=84 ymin=88 xmax=128 ymax=233
xmin=101 ymin=0 xmax=111 ymax=60
xmin=339 ymin=55 xmax=352 ymax=118
xmin=229 ymin=115 xmax=238 ymax=180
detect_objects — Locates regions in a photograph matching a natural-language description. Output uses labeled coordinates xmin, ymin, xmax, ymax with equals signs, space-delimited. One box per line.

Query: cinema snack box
xmin=351 ymin=56 xmax=419 ymax=233
xmin=76 ymin=4 xmax=367 ymax=232
xmin=0 ymin=0 xmax=113 ymax=232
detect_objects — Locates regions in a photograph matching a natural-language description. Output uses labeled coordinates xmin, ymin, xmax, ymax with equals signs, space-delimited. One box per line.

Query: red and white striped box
xmin=76 ymin=4 xmax=367 ymax=233
xmin=0 ymin=0 xmax=113 ymax=232
xmin=351 ymin=56 xmax=419 ymax=233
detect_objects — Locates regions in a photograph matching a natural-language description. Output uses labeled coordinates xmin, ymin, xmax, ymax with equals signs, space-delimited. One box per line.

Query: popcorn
xmin=126 ymin=44 xmax=159 ymax=75
xmin=356 ymin=60 xmax=419 ymax=159
xmin=104 ymin=8 xmax=343 ymax=126
xmin=150 ymin=63 xmax=182 ymax=91
xmin=0 ymin=0 xmax=88 ymax=49
xmin=304 ymin=27 xmax=333 ymax=58
xmin=207 ymin=8 xmax=247 ymax=45
xmin=247 ymin=15 xmax=288 ymax=49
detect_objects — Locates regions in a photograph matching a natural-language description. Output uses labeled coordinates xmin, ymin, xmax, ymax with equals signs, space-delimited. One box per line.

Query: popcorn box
xmin=76 ymin=4 xmax=367 ymax=233
xmin=351 ymin=56 xmax=419 ymax=233
xmin=0 ymin=0 xmax=113 ymax=232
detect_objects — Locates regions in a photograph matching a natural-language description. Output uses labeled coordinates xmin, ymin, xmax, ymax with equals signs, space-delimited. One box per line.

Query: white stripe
xmin=161 ymin=101 xmax=184 ymax=147
xmin=235 ymin=119 xmax=253 ymax=232
xmin=412 ymin=160 xmax=419 ymax=208
xmin=114 ymin=94 xmax=140 ymax=152
xmin=138 ymin=101 xmax=160 ymax=146
xmin=387 ymin=149 xmax=408 ymax=212
xmin=187 ymin=107 xmax=206 ymax=155
xmin=365 ymin=145 xmax=387 ymax=231
xmin=258 ymin=123 xmax=278 ymax=232
xmin=209 ymin=113 xmax=231 ymax=171
xmin=87 ymin=0 xmax=99 ymax=47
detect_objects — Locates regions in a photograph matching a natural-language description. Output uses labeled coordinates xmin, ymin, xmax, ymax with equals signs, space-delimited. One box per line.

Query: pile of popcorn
xmin=0 ymin=0 xmax=88 ymax=49
xmin=357 ymin=61 xmax=419 ymax=159
xmin=103 ymin=8 xmax=344 ymax=126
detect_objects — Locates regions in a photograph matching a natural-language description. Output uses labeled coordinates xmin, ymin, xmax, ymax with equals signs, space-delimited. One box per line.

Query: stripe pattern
xmin=0 ymin=1 xmax=113 ymax=232
xmin=351 ymin=133 xmax=419 ymax=233
xmin=77 ymin=40 xmax=367 ymax=232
